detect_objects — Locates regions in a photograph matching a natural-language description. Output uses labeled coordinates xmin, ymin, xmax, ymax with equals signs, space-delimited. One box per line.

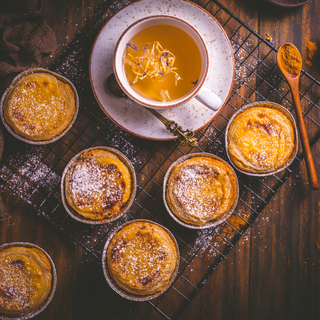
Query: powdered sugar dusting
xmin=110 ymin=229 xmax=171 ymax=285
xmin=7 ymin=76 xmax=70 ymax=139
xmin=70 ymin=160 xmax=124 ymax=213
xmin=172 ymin=164 xmax=221 ymax=219
xmin=0 ymin=254 xmax=44 ymax=311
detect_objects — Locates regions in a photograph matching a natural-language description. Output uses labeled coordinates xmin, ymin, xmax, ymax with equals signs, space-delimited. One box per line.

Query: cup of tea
xmin=113 ymin=15 xmax=222 ymax=110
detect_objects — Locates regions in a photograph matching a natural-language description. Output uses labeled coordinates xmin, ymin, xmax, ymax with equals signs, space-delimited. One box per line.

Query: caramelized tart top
xmin=166 ymin=157 xmax=238 ymax=226
xmin=4 ymin=73 xmax=75 ymax=141
xmin=0 ymin=246 xmax=52 ymax=316
xmin=107 ymin=221 xmax=178 ymax=296
xmin=65 ymin=149 xmax=132 ymax=221
xmin=227 ymin=105 xmax=295 ymax=173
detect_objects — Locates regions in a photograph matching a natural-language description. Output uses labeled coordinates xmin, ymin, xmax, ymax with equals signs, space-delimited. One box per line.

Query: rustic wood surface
xmin=0 ymin=0 xmax=320 ymax=319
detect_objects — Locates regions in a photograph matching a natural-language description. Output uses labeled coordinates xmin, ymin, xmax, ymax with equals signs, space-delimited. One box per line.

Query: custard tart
xmin=227 ymin=103 xmax=297 ymax=174
xmin=105 ymin=220 xmax=179 ymax=298
xmin=0 ymin=244 xmax=55 ymax=317
xmin=3 ymin=71 xmax=76 ymax=142
xmin=165 ymin=155 xmax=238 ymax=227
xmin=64 ymin=148 xmax=135 ymax=222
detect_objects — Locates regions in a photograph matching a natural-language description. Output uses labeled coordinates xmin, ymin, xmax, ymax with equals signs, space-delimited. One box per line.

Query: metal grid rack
xmin=1 ymin=0 xmax=320 ymax=319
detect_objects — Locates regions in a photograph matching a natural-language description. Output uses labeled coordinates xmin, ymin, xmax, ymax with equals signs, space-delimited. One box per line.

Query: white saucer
xmin=89 ymin=0 xmax=234 ymax=140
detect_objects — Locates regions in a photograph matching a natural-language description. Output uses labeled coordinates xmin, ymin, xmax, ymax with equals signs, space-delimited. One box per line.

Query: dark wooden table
xmin=1 ymin=0 xmax=320 ymax=319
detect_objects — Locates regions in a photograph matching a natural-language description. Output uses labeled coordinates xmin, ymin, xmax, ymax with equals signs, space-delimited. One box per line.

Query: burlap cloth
xmin=0 ymin=0 xmax=57 ymax=77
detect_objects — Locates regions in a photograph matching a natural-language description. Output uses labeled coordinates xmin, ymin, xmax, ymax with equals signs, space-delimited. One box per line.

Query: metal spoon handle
xmin=290 ymin=83 xmax=319 ymax=189
xmin=106 ymin=73 xmax=198 ymax=148
xmin=146 ymin=108 xmax=198 ymax=148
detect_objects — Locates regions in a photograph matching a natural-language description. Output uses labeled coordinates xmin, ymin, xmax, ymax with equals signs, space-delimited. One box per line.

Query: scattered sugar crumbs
xmin=232 ymin=32 xmax=259 ymax=86
xmin=0 ymin=152 xmax=61 ymax=201
xmin=109 ymin=0 xmax=131 ymax=11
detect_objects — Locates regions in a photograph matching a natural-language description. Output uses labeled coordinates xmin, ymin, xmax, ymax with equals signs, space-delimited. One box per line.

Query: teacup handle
xmin=195 ymin=86 xmax=222 ymax=111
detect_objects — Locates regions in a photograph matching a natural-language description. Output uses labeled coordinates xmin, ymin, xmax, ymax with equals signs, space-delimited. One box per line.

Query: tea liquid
xmin=124 ymin=24 xmax=202 ymax=102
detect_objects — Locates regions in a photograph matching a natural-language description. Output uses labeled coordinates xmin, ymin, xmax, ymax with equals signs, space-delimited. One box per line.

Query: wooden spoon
xmin=277 ymin=43 xmax=319 ymax=190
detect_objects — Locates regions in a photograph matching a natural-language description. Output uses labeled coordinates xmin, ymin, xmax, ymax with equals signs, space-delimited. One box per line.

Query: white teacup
xmin=114 ymin=16 xmax=222 ymax=110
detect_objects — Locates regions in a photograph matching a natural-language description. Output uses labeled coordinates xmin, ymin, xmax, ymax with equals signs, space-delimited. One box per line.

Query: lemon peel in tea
xmin=123 ymin=41 xmax=182 ymax=86
xmin=123 ymin=24 xmax=202 ymax=102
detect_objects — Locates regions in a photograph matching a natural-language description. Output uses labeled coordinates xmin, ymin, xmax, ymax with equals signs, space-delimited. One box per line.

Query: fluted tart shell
xmin=65 ymin=149 xmax=132 ymax=220
xmin=166 ymin=156 xmax=238 ymax=226
xmin=3 ymin=73 xmax=75 ymax=141
xmin=227 ymin=105 xmax=295 ymax=173
xmin=0 ymin=246 xmax=52 ymax=316
xmin=106 ymin=221 xmax=178 ymax=296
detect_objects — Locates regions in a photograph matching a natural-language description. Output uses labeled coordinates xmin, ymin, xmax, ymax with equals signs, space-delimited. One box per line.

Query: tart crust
xmin=227 ymin=106 xmax=295 ymax=173
xmin=166 ymin=157 xmax=238 ymax=226
xmin=0 ymin=246 xmax=52 ymax=316
xmin=107 ymin=221 xmax=178 ymax=296
xmin=3 ymin=73 xmax=75 ymax=141
xmin=65 ymin=149 xmax=132 ymax=220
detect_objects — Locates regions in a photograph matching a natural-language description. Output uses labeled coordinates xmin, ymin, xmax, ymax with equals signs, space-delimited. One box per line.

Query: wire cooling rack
xmin=1 ymin=0 xmax=320 ymax=319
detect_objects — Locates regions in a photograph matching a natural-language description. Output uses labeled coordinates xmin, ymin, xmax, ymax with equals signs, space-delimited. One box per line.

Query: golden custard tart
xmin=0 ymin=243 xmax=56 ymax=318
xmin=62 ymin=147 xmax=136 ymax=224
xmin=1 ymin=69 xmax=78 ymax=143
xmin=164 ymin=154 xmax=239 ymax=228
xmin=103 ymin=220 xmax=179 ymax=300
xmin=226 ymin=102 xmax=297 ymax=175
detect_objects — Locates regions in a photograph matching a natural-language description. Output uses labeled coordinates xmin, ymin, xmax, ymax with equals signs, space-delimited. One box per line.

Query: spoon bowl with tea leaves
xmin=277 ymin=43 xmax=319 ymax=190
